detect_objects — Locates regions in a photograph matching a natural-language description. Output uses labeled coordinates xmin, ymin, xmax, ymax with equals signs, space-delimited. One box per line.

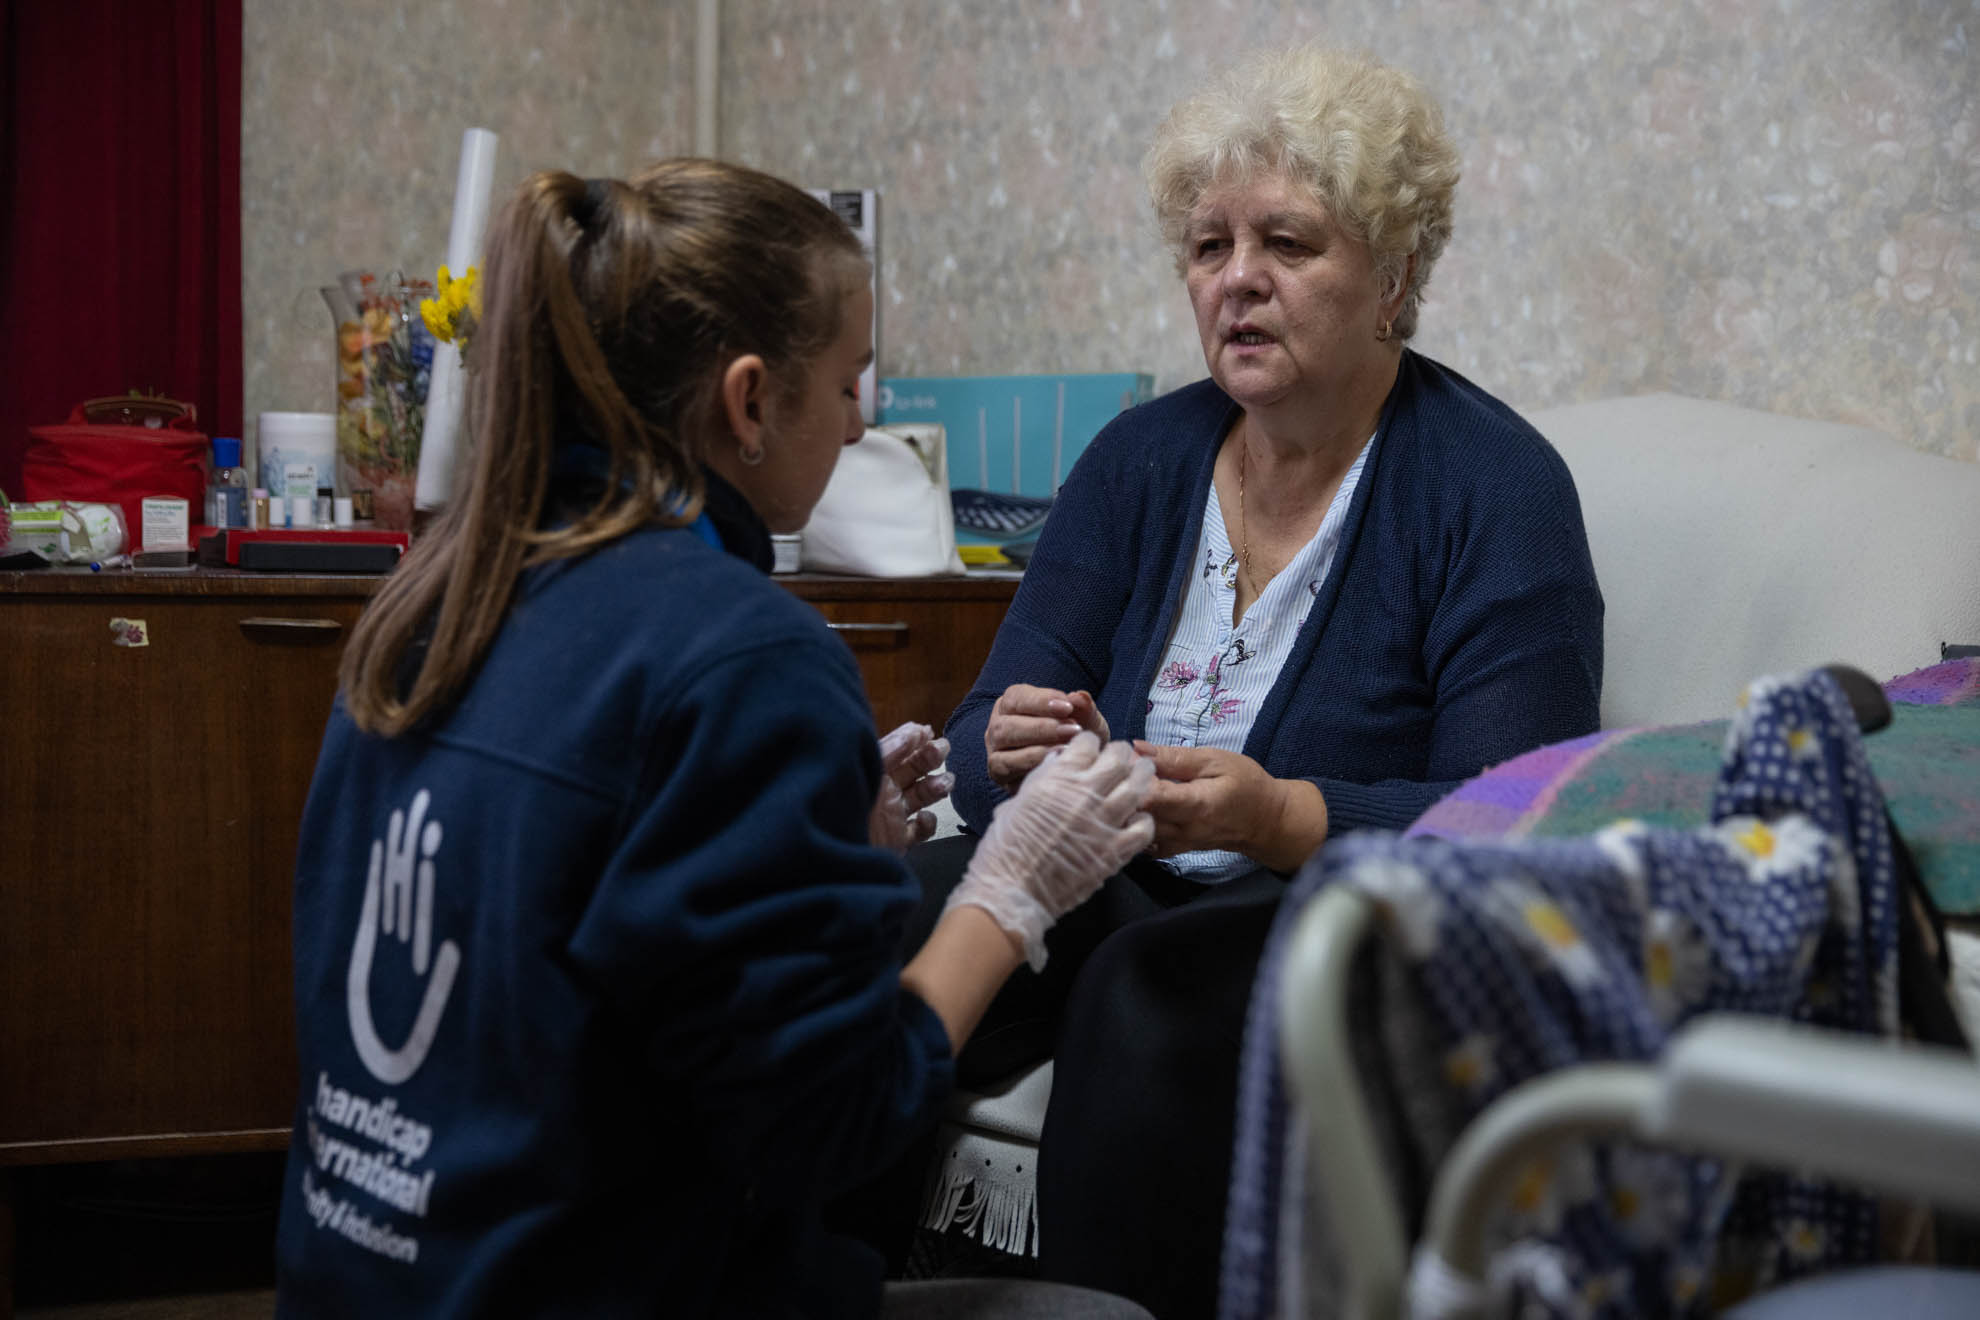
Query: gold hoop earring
xmin=739 ymin=442 xmax=765 ymax=467
xmin=1375 ymin=319 xmax=1393 ymax=343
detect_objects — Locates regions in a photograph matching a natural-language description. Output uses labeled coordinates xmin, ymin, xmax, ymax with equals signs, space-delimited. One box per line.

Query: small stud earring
xmin=739 ymin=442 xmax=765 ymax=467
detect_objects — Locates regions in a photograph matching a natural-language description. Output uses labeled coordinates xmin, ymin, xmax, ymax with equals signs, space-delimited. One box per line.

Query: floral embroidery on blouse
xmin=1186 ymin=637 xmax=1255 ymax=729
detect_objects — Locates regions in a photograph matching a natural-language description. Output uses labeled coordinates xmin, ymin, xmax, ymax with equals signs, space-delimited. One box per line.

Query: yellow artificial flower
xmin=450 ymin=265 xmax=482 ymax=318
xmin=419 ymin=265 xmax=482 ymax=345
xmin=419 ymin=295 xmax=449 ymax=342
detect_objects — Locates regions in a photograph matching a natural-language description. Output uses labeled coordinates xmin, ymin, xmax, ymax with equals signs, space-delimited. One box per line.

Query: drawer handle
xmin=238 ymin=616 xmax=345 ymax=639
xmin=826 ymin=621 xmax=910 ymax=636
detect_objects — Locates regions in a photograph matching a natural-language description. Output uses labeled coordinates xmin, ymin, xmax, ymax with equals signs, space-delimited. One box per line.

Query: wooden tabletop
xmin=0 ymin=565 xmax=387 ymax=597
xmin=0 ymin=566 xmax=1020 ymax=598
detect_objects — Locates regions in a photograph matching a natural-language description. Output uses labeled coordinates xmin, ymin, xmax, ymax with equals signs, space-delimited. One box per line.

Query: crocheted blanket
xmin=1222 ymin=669 xmax=1907 ymax=1320
xmin=1411 ymin=657 xmax=1980 ymax=914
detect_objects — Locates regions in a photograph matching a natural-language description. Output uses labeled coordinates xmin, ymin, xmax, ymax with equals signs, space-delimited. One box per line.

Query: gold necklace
xmin=1236 ymin=420 xmax=1256 ymax=594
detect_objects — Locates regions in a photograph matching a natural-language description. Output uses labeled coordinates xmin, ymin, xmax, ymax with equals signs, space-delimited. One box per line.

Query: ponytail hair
xmin=340 ymin=159 xmax=868 ymax=736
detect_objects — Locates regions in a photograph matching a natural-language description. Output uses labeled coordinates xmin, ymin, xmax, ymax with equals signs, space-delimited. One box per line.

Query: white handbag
xmin=801 ymin=423 xmax=966 ymax=576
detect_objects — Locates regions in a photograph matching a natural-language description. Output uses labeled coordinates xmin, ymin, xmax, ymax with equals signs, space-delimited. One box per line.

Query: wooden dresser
xmin=0 ymin=565 xmax=1014 ymax=1295
xmin=1 ymin=569 xmax=375 ymax=1170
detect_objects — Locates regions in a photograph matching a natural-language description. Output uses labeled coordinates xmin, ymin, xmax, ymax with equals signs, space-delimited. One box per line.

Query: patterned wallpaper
xmin=722 ymin=0 xmax=1979 ymax=460
xmin=244 ymin=0 xmax=1978 ymax=463
xmin=240 ymin=0 xmax=695 ymax=475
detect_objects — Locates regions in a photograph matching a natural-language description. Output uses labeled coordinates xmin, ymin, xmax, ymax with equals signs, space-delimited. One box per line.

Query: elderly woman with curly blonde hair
xmin=901 ymin=44 xmax=1603 ymax=1317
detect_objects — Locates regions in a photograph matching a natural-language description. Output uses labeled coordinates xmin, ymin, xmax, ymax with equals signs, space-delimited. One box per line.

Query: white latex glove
xmin=869 ymin=722 xmax=954 ymax=854
xmin=943 ymin=731 xmax=1156 ymax=970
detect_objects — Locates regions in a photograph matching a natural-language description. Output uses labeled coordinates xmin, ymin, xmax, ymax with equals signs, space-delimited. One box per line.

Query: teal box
xmin=878 ymin=373 xmax=1155 ymax=502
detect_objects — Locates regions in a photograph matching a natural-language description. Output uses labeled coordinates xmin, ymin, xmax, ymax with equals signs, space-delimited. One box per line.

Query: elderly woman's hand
xmin=1132 ymin=742 xmax=1329 ymax=873
xmin=984 ymin=683 xmax=1110 ymax=793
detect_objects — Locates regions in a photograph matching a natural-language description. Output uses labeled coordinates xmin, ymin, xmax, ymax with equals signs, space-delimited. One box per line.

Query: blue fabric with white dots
xmin=1221 ymin=668 xmax=1901 ymax=1320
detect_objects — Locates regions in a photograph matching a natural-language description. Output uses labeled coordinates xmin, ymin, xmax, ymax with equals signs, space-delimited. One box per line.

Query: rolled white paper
xmin=444 ymin=128 xmax=499 ymax=278
xmin=415 ymin=352 xmax=466 ymax=510
xmin=415 ymin=127 xmax=500 ymax=511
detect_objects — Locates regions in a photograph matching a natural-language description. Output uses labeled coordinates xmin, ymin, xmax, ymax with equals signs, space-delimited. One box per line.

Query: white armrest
xmin=1282 ymin=878 xmax=1980 ymax=1315
xmin=1648 ymin=1016 xmax=1980 ymax=1213
xmin=1420 ymin=1016 xmax=1980 ymax=1296
xmin=1423 ymin=1066 xmax=1657 ymax=1279
xmin=1279 ymin=886 xmax=1410 ymax=1320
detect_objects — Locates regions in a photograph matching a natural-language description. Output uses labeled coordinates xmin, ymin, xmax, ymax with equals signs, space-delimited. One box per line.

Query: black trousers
xmin=900 ymin=835 xmax=1287 ymax=1320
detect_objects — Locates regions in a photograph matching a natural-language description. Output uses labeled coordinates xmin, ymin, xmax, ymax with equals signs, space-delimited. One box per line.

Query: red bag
xmin=24 ymin=396 xmax=209 ymax=549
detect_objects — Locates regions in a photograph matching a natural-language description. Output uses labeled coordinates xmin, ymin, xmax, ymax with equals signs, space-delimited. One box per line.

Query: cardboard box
xmin=877 ymin=373 xmax=1155 ymax=547
xmin=875 ymin=372 xmax=1156 ymax=538
xmin=809 ymin=188 xmax=879 ymax=425
xmin=879 ymin=373 xmax=1155 ymax=497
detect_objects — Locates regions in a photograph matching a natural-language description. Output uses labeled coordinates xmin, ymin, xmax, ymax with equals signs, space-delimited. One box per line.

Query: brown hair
xmin=340 ymin=158 xmax=868 ymax=736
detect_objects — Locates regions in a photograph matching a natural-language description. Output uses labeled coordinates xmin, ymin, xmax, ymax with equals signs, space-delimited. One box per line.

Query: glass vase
xmin=323 ymin=270 xmax=434 ymax=531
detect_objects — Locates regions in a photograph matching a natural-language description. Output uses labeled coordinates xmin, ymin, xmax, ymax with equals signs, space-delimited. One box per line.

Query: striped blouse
xmin=1145 ymin=436 xmax=1372 ymax=881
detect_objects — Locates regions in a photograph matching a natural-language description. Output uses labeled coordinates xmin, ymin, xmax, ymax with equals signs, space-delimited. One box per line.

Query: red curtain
xmin=0 ymin=0 xmax=242 ymax=498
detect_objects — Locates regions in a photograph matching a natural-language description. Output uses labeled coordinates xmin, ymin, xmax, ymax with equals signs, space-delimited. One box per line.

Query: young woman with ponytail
xmin=276 ymin=159 xmax=1155 ymax=1319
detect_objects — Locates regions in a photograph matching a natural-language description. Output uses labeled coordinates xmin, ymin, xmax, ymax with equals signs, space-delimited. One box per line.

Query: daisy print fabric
xmin=1144 ymin=438 xmax=1369 ymax=880
xmin=1221 ymin=668 xmax=1902 ymax=1320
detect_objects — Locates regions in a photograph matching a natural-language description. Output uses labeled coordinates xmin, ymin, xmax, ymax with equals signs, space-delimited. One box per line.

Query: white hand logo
xmin=346 ymin=789 xmax=461 ymax=1085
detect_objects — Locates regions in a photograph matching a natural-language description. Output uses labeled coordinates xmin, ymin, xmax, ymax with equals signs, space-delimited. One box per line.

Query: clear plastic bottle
xmin=207 ymin=436 xmax=249 ymax=528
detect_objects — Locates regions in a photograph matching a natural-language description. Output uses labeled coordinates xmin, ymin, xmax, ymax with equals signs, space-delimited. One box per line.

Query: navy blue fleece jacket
xmin=947 ymin=351 xmax=1604 ymax=840
xmin=277 ymin=501 xmax=951 ymax=1318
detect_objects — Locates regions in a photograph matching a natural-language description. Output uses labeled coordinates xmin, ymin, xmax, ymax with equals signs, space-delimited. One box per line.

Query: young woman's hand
xmin=868 ymin=722 xmax=952 ymax=853
xmin=944 ymin=731 xmax=1155 ymax=968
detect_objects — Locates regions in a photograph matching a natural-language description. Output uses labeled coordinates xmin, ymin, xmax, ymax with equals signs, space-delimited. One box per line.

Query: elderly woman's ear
xmin=1381 ymin=253 xmax=1418 ymax=333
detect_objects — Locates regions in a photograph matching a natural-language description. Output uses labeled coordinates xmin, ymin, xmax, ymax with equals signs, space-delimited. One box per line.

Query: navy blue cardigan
xmin=278 ymin=515 xmax=951 ymax=1317
xmin=947 ymin=351 xmax=1604 ymax=841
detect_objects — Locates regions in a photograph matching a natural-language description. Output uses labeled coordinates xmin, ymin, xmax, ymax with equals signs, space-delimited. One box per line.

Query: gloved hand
xmin=869 ymin=722 xmax=954 ymax=854
xmin=943 ymin=731 xmax=1156 ymax=969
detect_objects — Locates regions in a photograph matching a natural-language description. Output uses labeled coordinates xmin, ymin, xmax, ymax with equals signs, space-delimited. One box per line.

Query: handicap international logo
xmin=347 ymin=789 xmax=461 ymax=1085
